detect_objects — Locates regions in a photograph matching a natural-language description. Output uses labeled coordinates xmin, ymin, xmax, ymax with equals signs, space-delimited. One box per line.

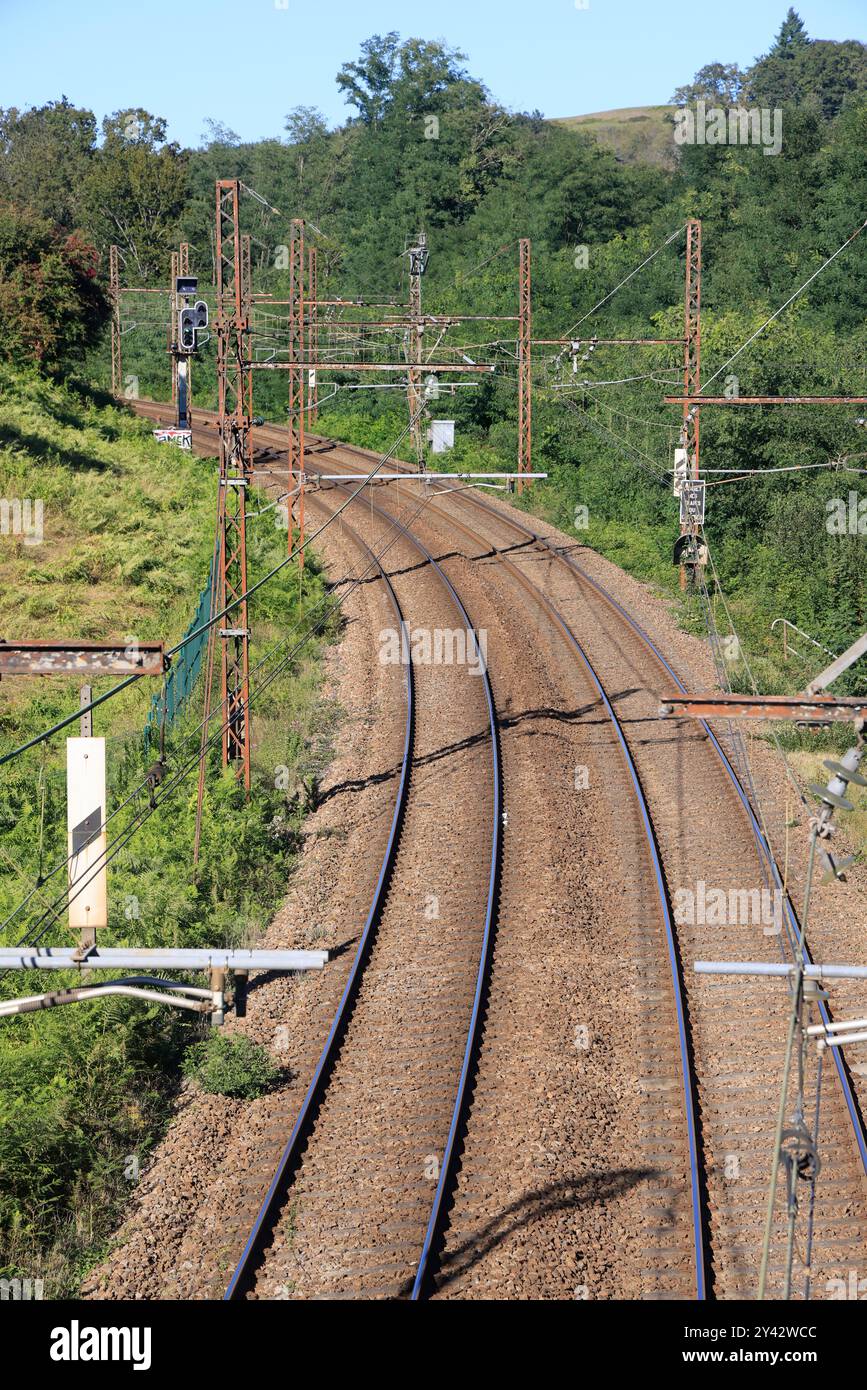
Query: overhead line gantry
xmin=214 ymin=178 xmax=254 ymax=791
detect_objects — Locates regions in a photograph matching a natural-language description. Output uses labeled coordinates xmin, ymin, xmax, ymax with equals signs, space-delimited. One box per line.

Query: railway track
xmin=220 ymin=487 xmax=502 ymax=1299
xmin=294 ymin=461 xmax=707 ymax=1299
xmin=312 ymin=434 xmax=867 ymax=1300
xmin=131 ymin=400 xmax=867 ymax=1299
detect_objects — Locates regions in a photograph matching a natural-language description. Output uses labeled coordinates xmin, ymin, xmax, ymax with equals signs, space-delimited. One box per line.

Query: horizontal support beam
xmin=538 ymin=338 xmax=685 ymax=346
xmin=304 ymin=299 xmax=404 ymax=308
xmin=0 ymin=948 xmax=328 ymax=972
xmin=301 ymin=316 xmax=522 ymax=326
xmin=806 ymin=632 xmax=867 ymax=696
xmin=315 ymin=472 xmax=548 ymax=482
xmin=665 ymin=396 xmax=867 ymax=406
xmin=0 ymin=641 xmax=165 ymax=676
xmin=659 ymin=693 xmax=867 ymax=723
xmin=695 ymin=961 xmax=867 ymax=981
xmin=245 ymin=362 xmax=496 ymax=374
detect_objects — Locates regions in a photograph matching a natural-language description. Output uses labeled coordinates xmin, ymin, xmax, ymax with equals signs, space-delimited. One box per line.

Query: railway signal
xmin=178 ymin=299 xmax=208 ymax=352
xmin=173 ymin=268 xmax=207 ymax=438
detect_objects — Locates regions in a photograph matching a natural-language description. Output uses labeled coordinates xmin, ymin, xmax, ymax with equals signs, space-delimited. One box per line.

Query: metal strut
xmin=288 ymin=219 xmax=306 ymax=567
xmin=215 ymin=179 xmax=253 ymax=791
xmin=518 ymin=238 xmax=532 ymax=493
xmin=109 ymin=244 xmax=122 ymax=396
xmin=307 ymin=245 xmax=318 ymax=424
xmin=680 ymin=218 xmax=702 ymax=588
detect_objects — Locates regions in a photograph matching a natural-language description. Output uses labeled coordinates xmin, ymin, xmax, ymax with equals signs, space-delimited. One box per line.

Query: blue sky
xmin=2 ymin=0 xmax=864 ymax=148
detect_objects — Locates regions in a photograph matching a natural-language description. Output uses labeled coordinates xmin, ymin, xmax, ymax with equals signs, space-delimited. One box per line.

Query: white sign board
xmin=430 ymin=420 xmax=455 ymax=454
xmin=153 ymin=428 xmax=192 ymax=450
xmin=673 ymin=448 xmax=689 ymax=497
xmin=67 ymin=738 xmax=108 ymax=939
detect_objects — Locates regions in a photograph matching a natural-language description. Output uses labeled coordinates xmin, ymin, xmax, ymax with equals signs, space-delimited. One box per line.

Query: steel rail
xmin=135 ymin=404 xmax=867 ymax=1282
xmin=280 ymin=468 xmax=503 ymax=1302
xmin=542 ymin=548 xmax=867 ymax=1179
xmin=357 ymin=450 xmax=867 ymax=1185
xmin=303 ymin=448 xmax=706 ymax=1300
xmin=223 ymin=512 xmax=414 ymax=1300
xmin=306 ymin=432 xmax=867 ymax=1284
xmin=166 ymin=405 xmax=704 ymax=1295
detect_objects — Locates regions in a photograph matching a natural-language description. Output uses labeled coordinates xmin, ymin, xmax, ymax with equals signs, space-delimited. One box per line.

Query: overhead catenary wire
xmin=698 ymin=216 xmax=867 ymax=397
xmin=556 ymin=224 xmax=687 ymax=350
xmin=2 ymin=467 xmax=492 ymax=951
xmin=0 ymin=407 xmax=428 ymax=771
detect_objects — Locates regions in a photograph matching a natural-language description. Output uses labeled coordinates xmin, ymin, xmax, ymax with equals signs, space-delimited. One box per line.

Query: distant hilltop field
xmin=552 ymin=106 xmax=678 ymax=167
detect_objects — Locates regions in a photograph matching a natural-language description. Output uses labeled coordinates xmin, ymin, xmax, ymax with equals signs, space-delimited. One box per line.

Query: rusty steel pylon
xmin=170 ymin=244 xmax=192 ymax=410
xmin=680 ymin=217 xmax=702 ymax=589
xmin=215 ymin=179 xmax=253 ymax=790
xmin=288 ymin=219 xmax=306 ymax=568
xmin=307 ymin=245 xmax=318 ymax=425
xmin=170 ymin=250 xmax=179 ymax=407
xmin=109 ymin=244 xmax=122 ymax=396
xmin=518 ymin=238 xmax=532 ymax=493
xmin=407 ymin=231 xmax=428 ymax=470
xmin=241 ymin=233 xmax=254 ymax=427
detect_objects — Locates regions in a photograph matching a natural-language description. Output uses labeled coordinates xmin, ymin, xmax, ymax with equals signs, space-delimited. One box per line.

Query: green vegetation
xmin=0 ymin=206 xmax=108 ymax=369
xmin=0 ymin=369 xmax=337 ymax=1294
xmin=553 ymin=107 xmax=678 ymax=169
xmin=182 ymin=1034 xmax=281 ymax=1100
xmin=2 ymin=10 xmax=848 ymax=701
xmin=0 ymin=5 xmax=865 ymax=1294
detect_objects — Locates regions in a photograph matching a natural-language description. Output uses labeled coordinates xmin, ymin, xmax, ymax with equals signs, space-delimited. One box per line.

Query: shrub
xmin=182 ymin=1033 xmax=280 ymax=1099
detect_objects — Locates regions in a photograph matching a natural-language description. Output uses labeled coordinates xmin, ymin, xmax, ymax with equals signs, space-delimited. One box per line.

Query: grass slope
xmin=0 ymin=368 xmax=336 ymax=1295
xmin=552 ymin=106 xmax=678 ymax=167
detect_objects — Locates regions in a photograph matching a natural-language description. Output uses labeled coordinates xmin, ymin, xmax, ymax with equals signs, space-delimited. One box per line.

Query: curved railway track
xmin=222 ymin=485 xmax=502 ymax=1299
xmin=222 ymin=503 xmax=415 ymax=1298
xmin=132 ymin=401 xmax=867 ymax=1299
xmin=289 ymin=463 xmax=708 ymax=1299
xmin=312 ymin=434 xmax=867 ymax=1300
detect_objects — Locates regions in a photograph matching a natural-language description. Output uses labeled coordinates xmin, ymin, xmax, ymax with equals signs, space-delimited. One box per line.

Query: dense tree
xmin=747 ymin=12 xmax=867 ymax=119
xmin=0 ymin=204 xmax=108 ymax=367
xmin=81 ymin=110 xmax=189 ymax=281
xmin=337 ymin=33 xmax=474 ymax=126
xmin=200 ymin=118 xmax=242 ymax=148
xmin=769 ymin=8 xmax=810 ymax=57
xmin=336 ymin=32 xmax=403 ymax=125
xmin=0 ymin=99 xmax=96 ymax=230
xmin=671 ymin=63 xmax=746 ymax=107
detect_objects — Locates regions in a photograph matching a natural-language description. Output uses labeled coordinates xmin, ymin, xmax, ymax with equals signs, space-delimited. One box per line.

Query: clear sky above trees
xmin=1 ymin=0 xmax=864 ymax=148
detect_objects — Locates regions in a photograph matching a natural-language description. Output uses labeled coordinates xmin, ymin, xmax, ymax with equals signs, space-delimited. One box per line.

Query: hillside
xmin=0 ymin=368 xmax=334 ymax=1295
xmin=552 ymin=105 xmax=678 ymax=167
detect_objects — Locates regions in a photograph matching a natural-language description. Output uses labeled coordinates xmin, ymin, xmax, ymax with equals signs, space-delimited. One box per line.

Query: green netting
xmin=144 ymin=562 xmax=215 ymax=753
